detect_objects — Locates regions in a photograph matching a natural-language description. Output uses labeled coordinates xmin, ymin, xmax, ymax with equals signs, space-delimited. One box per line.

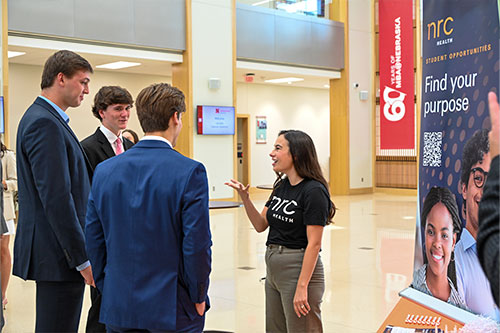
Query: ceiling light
xmin=8 ymin=51 xmax=26 ymax=58
xmin=265 ymin=77 xmax=304 ymax=84
xmin=252 ymin=0 xmax=272 ymax=5
xmin=96 ymin=61 xmax=141 ymax=69
xmin=324 ymin=84 xmax=330 ymax=88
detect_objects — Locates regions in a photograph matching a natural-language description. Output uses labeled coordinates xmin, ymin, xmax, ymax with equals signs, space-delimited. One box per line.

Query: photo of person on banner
xmin=411 ymin=187 xmax=468 ymax=310
xmin=455 ymin=129 xmax=500 ymax=320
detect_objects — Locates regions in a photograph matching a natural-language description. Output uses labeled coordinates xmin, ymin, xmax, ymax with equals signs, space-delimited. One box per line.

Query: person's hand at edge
xmin=488 ymin=91 xmax=499 ymax=158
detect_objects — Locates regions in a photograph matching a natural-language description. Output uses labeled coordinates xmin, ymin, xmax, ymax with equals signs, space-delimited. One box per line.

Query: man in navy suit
xmin=13 ymin=50 xmax=95 ymax=332
xmin=81 ymin=86 xmax=134 ymax=332
xmin=86 ymin=83 xmax=212 ymax=332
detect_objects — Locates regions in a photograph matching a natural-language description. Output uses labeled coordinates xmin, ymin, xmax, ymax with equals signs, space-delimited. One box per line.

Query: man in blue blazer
xmin=86 ymin=83 xmax=212 ymax=332
xmin=13 ymin=50 xmax=95 ymax=332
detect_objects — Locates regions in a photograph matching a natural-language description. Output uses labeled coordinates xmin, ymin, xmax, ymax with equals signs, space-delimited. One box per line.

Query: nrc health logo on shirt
xmin=268 ymin=196 xmax=298 ymax=223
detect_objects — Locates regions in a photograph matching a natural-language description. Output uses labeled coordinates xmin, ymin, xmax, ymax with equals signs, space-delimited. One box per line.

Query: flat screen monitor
xmin=197 ymin=105 xmax=235 ymax=135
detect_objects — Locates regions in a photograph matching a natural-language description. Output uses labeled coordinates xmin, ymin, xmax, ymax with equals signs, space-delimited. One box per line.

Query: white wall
xmin=192 ymin=0 xmax=234 ymax=199
xmin=237 ymin=82 xmax=330 ymax=187
xmin=348 ymin=0 xmax=373 ymax=189
xmin=8 ymin=63 xmax=170 ymax=148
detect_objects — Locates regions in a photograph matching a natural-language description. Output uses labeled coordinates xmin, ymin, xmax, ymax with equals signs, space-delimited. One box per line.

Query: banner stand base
xmin=377 ymin=288 xmax=479 ymax=332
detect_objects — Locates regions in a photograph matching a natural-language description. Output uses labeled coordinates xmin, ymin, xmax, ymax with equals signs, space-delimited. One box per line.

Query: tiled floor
xmin=2 ymin=189 xmax=417 ymax=332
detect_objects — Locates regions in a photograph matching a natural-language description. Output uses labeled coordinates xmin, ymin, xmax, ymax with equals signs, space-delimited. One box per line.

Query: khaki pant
xmin=265 ymin=245 xmax=324 ymax=333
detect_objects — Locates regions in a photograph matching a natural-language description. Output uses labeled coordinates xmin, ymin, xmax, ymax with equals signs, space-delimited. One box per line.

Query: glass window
xmin=240 ymin=0 xmax=326 ymax=18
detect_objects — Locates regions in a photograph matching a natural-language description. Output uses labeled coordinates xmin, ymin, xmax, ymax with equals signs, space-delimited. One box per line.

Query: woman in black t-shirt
xmin=226 ymin=130 xmax=336 ymax=332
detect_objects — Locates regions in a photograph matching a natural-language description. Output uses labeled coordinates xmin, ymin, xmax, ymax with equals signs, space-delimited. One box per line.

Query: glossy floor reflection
xmin=3 ymin=190 xmax=417 ymax=332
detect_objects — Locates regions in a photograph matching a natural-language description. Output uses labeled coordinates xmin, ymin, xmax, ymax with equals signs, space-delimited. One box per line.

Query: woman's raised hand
xmin=224 ymin=179 xmax=250 ymax=200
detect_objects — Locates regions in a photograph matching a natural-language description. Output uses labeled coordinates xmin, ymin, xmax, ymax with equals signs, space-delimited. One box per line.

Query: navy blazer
xmin=85 ymin=139 xmax=212 ymax=330
xmin=13 ymin=97 xmax=91 ymax=282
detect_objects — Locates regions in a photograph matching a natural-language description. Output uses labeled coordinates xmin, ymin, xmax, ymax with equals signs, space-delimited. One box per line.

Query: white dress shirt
xmin=99 ymin=125 xmax=124 ymax=155
xmin=140 ymin=135 xmax=173 ymax=148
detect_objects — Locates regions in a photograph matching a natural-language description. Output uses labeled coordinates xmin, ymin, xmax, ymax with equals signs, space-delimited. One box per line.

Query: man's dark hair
xmin=136 ymin=83 xmax=185 ymax=133
xmin=40 ymin=50 xmax=93 ymax=89
xmin=92 ymin=86 xmax=134 ymax=121
xmin=460 ymin=129 xmax=490 ymax=188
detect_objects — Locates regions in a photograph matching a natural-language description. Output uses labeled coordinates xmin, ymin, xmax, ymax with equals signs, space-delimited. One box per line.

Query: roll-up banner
xmin=379 ymin=0 xmax=414 ymax=149
xmin=414 ymin=0 xmax=499 ymax=321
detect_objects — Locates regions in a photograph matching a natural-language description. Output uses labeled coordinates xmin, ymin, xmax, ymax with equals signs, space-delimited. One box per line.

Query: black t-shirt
xmin=265 ymin=178 xmax=330 ymax=249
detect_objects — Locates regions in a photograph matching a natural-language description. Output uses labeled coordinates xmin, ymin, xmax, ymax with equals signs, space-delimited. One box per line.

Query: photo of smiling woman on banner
xmin=411 ymin=187 xmax=467 ymax=309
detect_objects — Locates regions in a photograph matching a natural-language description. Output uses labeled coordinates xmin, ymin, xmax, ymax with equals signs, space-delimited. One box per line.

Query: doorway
xmin=236 ymin=115 xmax=250 ymax=186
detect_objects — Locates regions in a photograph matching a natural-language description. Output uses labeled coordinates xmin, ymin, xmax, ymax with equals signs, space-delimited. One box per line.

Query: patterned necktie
xmin=115 ymin=137 xmax=124 ymax=155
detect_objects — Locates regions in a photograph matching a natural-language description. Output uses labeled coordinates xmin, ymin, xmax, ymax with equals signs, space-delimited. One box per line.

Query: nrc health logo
xmin=269 ymin=196 xmax=298 ymax=224
xmin=427 ymin=16 xmax=454 ymax=46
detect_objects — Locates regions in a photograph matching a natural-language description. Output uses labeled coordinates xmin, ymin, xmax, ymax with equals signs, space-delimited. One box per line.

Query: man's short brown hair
xmin=41 ymin=50 xmax=93 ymax=89
xmin=92 ymin=86 xmax=134 ymax=121
xmin=136 ymin=83 xmax=185 ymax=133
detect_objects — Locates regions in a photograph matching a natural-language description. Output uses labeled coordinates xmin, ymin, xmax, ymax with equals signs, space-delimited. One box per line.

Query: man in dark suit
xmin=85 ymin=83 xmax=212 ymax=332
xmin=13 ymin=50 xmax=94 ymax=332
xmin=81 ymin=86 xmax=134 ymax=332
xmin=478 ymin=91 xmax=500 ymax=307
xmin=81 ymin=86 xmax=134 ymax=173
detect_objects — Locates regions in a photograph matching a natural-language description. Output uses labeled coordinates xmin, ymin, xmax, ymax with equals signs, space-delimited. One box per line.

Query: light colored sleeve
xmin=4 ymin=151 xmax=17 ymax=192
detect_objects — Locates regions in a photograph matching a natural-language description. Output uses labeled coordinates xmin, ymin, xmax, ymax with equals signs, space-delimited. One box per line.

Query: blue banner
xmin=414 ymin=0 xmax=499 ymax=320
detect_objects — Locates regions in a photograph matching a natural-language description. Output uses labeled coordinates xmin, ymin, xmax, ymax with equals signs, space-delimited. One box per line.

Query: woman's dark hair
xmin=122 ymin=129 xmax=139 ymax=144
xmin=0 ymin=139 xmax=7 ymax=158
xmin=273 ymin=130 xmax=336 ymax=223
xmin=421 ymin=187 xmax=462 ymax=235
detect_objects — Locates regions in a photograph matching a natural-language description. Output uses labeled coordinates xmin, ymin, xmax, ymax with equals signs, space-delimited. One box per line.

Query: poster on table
xmin=414 ymin=0 xmax=499 ymax=323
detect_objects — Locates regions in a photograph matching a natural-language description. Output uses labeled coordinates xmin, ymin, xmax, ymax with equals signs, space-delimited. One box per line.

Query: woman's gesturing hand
xmin=224 ymin=179 xmax=250 ymax=200
xmin=293 ymin=285 xmax=310 ymax=318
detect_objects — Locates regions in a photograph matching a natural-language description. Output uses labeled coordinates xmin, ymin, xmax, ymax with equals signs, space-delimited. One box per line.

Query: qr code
xmin=423 ymin=132 xmax=442 ymax=167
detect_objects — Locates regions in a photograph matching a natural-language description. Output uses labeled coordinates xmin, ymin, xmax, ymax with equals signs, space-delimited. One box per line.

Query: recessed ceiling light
xmin=252 ymin=0 xmax=272 ymax=5
xmin=324 ymin=84 xmax=330 ymax=88
xmin=96 ymin=61 xmax=141 ymax=70
xmin=264 ymin=77 xmax=304 ymax=84
xmin=402 ymin=216 xmax=415 ymax=220
xmin=8 ymin=51 xmax=26 ymax=58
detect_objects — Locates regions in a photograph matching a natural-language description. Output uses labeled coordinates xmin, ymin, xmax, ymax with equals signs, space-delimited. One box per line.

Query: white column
xmin=192 ymin=0 xmax=234 ymax=199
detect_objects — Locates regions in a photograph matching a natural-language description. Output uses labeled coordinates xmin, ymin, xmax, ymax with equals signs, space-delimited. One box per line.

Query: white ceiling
xmin=8 ymin=36 xmax=180 ymax=77
xmin=235 ymin=60 xmax=339 ymax=89
xmin=8 ymin=37 xmax=340 ymax=89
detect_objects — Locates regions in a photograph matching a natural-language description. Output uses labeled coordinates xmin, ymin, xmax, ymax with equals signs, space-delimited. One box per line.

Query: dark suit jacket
xmin=478 ymin=154 xmax=500 ymax=307
xmin=81 ymin=127 xmax=134 ymax=174
xmin=85 ymin=140 xmax=212 ymax=330
xmin=13 ymin=97 xmax=91 ymax=282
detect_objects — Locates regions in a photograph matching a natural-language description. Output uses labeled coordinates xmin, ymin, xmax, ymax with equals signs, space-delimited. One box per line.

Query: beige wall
xmin=192 ymin=0 xmax=234 ymax=199
xmin=237 ymin=82 xmax=330 ymax=186
xmin=348 ymin=0 xmax=373 ymax=189
xmin=8 ymin=63 xmax=170 ymax=150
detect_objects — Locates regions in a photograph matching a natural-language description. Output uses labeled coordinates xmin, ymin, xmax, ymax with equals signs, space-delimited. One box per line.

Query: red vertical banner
xmin=379 ymin=0 xmax=414 ymax=149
